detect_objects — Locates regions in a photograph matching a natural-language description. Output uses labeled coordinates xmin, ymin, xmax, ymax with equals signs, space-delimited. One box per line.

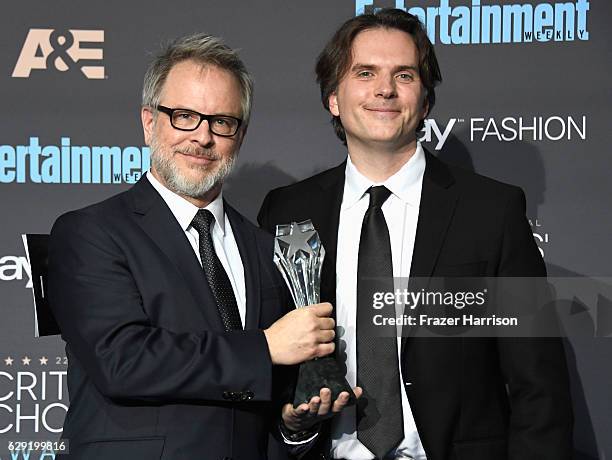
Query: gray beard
xmin=149 ymin=136 xmax=236 ymax=199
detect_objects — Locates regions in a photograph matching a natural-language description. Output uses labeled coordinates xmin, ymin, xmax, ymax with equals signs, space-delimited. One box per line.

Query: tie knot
xmin=367 ymin=186 xmax=391 ymax=209
xmin=191 ymin=209 xmax=215 ymax=236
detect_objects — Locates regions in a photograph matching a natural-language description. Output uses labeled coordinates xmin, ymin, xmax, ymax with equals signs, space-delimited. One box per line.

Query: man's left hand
xmin=281 ymin=386 xmax=363 ymax=432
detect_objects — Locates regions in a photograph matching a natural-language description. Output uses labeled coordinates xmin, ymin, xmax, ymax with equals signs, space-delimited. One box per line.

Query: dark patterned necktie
xmin=356 ymin=186 xmax=404 ymax=458
xmin=191 ymin=209 xmax=242 ymax=331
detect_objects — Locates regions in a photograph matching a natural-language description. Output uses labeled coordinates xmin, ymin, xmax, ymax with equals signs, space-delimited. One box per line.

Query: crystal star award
xmin=274 ymin=220 xmax=355 ymax=407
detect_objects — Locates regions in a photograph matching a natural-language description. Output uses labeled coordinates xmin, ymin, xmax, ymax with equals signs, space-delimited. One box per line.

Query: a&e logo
xmin=12 ymin=29 xmax=105 ymax=79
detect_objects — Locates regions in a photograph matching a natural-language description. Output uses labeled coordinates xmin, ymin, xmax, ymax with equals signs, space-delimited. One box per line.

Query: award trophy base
xmin=293 ymin=355 xmax=356 ymax=408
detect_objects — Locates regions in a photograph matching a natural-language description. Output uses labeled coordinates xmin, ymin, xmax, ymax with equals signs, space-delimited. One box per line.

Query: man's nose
xmin=190 ymin=119 xmax=215 ymax=147
xmin=375 ymin=75 xmax=397 ymax=98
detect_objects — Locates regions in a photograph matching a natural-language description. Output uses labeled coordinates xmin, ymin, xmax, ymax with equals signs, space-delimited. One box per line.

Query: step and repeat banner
xmin=0 ymin=1 xmax=610 ymax=458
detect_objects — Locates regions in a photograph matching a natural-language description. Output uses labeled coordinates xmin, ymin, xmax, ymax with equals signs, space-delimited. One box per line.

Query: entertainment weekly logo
xmin=0 ymin=137 xmax=150 ymax=185
xmin=420 ymin=115 xmax=587 ymax=150
xmin=356 ymin=0 xmax=590 ymax=45
xmin=12 ymin=29 xmax=105 ymax=79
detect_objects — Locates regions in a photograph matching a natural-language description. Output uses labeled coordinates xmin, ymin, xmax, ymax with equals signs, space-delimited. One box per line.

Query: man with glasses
xmin=48 ymin=33 xmax=345 ymax=459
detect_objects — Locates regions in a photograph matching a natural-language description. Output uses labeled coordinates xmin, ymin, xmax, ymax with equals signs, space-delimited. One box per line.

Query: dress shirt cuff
xmin=278 ymin=421 xmax=320 ymax=445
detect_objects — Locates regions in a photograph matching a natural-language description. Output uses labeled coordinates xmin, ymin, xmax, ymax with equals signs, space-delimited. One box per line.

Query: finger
xmin=308 ymin=396 xmax=321 ymax=415
xmin=331 ymin=391 xmax=351 ymax=412
xmin=294 ymin=403 xmax=310 ymax=416
xmin=282 ymin=402 xmax=305 ymax=422
xmin=318 ymin=317 xmax=336 ymax=330
xmin=318 ymin=388 xmax=332 ymax=415
xmin=353 ymin=386 xmax=363 ymax=399
xmin=316 ymin=342 xmax=335 ymax=357
xmin=312 ymin=302 xmax=333 ymax=317
xmin=283 ymin=402 xmax=311 ymax=431
xmin=282 ymin=402 xmax=295 ymax=417
xmin=316 ymin=329 xmax=335 ymax=343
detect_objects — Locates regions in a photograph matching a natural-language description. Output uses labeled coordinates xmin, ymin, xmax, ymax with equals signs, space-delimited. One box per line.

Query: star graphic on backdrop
xmin=4 ymin=357 xmax=13 ymax=366
xmin=39 ymin=357 xmax=48 ymax=365
xmin=22 ymin=356 xmax=31 ymax=365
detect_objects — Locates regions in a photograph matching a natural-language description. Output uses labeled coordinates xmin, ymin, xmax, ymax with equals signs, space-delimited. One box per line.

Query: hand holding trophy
xmin=274 ymin=220 xmax=356 ymax=407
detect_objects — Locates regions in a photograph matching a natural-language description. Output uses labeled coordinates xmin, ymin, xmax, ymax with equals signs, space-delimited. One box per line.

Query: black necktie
xmin=356 ymin=186 xmax=404 ymax=458
xmin=191 ymin=209 xmax=242 ymax=331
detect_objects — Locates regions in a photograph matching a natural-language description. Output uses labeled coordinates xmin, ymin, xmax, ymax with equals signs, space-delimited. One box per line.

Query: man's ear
xmin=141 ymin=106 xmax=155 ymax=146
xmin=328 ymin=92 xmax=340 ymax=117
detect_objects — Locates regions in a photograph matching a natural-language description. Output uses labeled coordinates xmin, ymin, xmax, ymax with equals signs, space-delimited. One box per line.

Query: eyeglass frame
xmin=156 ymin=105 xmax=243 ymax=137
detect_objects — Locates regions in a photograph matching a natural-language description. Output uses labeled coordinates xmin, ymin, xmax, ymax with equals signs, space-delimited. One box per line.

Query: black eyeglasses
xmin=156 ymin=105 xmax=242 ymax=137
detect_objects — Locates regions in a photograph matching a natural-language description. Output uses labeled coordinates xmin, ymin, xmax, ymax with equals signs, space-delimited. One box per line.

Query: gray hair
xmin=142 ymin=33 xmax=254 ymax=127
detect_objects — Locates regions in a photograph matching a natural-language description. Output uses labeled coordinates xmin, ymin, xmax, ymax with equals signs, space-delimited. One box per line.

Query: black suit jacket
xmin=258 ymin=151 xmax=573 ymax=460
xmin=48 ymin=177 xmax=291 ymax=460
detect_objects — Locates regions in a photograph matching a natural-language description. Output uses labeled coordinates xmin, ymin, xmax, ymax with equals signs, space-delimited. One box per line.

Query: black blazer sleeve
xmin=48 ymin=209 xmax=274 ymax=403
xmin=496 ymin=188 xmax=573 ymax=459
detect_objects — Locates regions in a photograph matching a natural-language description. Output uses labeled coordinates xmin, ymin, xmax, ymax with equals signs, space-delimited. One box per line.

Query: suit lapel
xmin=225 ymin=203 xmax=262 ymax=330
xmin=409 ymin=151 xmax=458 ymax=278
xmin=129 ymin=178 xmax=225 ymax=331
xmin=402 ymin=151 xmax=458 ymax=352
xmin=312 ymin=163 xmax=346 ymax=310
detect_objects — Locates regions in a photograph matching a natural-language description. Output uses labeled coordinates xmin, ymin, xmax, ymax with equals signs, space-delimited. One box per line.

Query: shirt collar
xmin=343 ymin=141 xmax=426 ymax=208
xmin=146 ymin=171 xmax=226 ymax=235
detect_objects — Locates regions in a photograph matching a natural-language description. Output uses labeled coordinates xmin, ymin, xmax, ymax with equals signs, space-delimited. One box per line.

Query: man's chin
xmin=359 ymin=134 xmax=404 ymax=146
xmin=174 ymin=180 xmax=219 ymax=200
xmin=365 ymin=128 xmax=417 ymax=145
xmin=183 ymin=168 xmax=220 ymax=183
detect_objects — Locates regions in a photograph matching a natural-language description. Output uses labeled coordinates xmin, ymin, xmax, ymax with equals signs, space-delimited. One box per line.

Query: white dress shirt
xmin=331 ymin=143 xmax=427 ymax=460
xmin=146 ymin=171 xmax=247 ymax=327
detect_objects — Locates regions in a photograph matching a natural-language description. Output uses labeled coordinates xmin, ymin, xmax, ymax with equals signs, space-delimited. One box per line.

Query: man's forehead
xmin=161 ymin=60 xmax=239 ymax=98
xmin=166 ymin=60 xmax=229 ymax=81
xmin=350 ymin=28 xmax=418 ymax=62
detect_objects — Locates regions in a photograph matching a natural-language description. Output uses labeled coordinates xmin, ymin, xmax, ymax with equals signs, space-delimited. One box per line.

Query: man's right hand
xmin=264 ymin=303 xmax=335 ymax=365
